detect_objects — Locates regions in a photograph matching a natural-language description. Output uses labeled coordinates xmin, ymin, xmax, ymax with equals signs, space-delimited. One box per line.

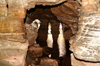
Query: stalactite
xmin=57 ymin=23 xmax=66 ymax=57
xmin=47 ymin=23 xmax=53 ymax=58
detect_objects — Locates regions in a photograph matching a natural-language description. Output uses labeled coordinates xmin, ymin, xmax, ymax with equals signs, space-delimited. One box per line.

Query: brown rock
xmin=0 ymin=40 xmax=28 ymax=66
xmin=68 ymin=23 xmax=78 ymax=34
xmin=7 ymin=0 xmax=26 ymax=8
xmin=71 ymin=53 xmax=100 ymax=66
xmin=40 ymin=58 xmax=58 ymax=66
xmin=0 ymin=18 xmax=25 ymax=42
xmin=27 ymin=0 xmax=66 ymax=9
xmin=70 ymin=11 xmax=100 ymax=62
xmin=0 ymin=0 xmax=7 ymax=6
xmin=0 ymin=7 xmax=7 ymax=17
xmin=31 ymin=63 xmax=36 ymax=66
xmin=51 ymin=2 xmax=79 ymax=24
xmin=69 ymin=0 xmax=100 ymax=62
xmin=25 ymin=23 xmax=38 ymax=46
xmin=26 ymin=44 xmax=42 ymax=65
xmin=8 ymin=8 xmax=26 ymax=19
xmin=28 ymin=44 xmax=43 ymax=57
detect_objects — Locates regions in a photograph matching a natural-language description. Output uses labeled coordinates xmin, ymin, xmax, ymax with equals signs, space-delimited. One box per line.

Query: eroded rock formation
xmin=51 ymin=1 xmax=79 ymax=24
xmin=70 ymin=0 xmax=100 ymax=62
xmin=0 ymin=0 xmax=68 ymax=66
xmin=51 ymin=1 xmax=79 ymax=34
xmin=0 ymin=0 xmax=28 ymax=66
xmin=25 ymin=4 xmax=72 ymax=66
xmin=2 ymin=0 xmax=100 ymax=66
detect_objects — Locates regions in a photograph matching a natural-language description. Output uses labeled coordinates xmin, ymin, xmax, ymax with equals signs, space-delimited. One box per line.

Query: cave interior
xmin=1 ymin=0 xmax=100 ymax=66
xmin=25 ymin=1 xmax=79 ymax=66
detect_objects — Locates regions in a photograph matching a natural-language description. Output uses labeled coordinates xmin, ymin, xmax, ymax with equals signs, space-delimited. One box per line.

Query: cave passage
xmin=25 ymin=5 xmax=72 ymax=66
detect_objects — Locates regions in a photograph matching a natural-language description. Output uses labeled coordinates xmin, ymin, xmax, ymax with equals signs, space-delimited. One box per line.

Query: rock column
xmin=0 ymin=0 xmax=28 ymax=66
xmin=70 ymin=0 xmax=100 ymax=63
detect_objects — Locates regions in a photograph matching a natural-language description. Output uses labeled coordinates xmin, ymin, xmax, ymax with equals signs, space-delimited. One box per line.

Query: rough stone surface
xmin=0 ymin=1 xmax=26 ymax=42
xmin=0 ymin=7 xmax=7 ymax=17
xmin=28 ymin=44 xmax=43 ymax=57
xmin=25 ymin=23 xmax=38 ymax=46
xmin=8 ymin=8 xmax=26 ymax=19
xmin=51 ymin=1 xmax=79 ymax=34
xmin=26 ymin=44 xmax=42 ymax=65
xmin=0 ymin=19 xmax=24 ymax=33
xmin=51 ymin=1 xmax=79 ymax=24
xmin=26 ymin=0 xmax=66 ymax=10
xmin=70 ymin=12 xmax=100 ymax=62
xmin=0 ymin=1 xmax=28 ymax=66
xmin=71 ymin=53 xmax=100 ymax=66
xmin=40 ymin=58 xmax=58 ymax=66
xmin=81 ymin=0 xmax=99 ymax=13
xmin=7 ymin=0 xmax=27 ymax=8
xmin=0 ymin=40 xmax=28 ymax=66
xmin=0 ymin=0 xmax=7 ymax=17
xmin=70 ymin=0 xmax=100 ymax=62
xmin=0 ymin=0 xmax=68 ymax=66
xmin=0 ymin=0 xmax=6 ymax=5
xmin=0 ymin=18 xmax=26 ymax=42
xmin=0 ymin=0 xmax=67 ymax=10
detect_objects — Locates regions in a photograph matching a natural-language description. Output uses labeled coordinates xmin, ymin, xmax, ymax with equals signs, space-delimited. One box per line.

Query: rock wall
xmin=71 ymin=53 xmax=100 ymax=66
xmin=70 ymin=0 xmax=100 ymax=62
xmin=51 ymin=1 xmax=79 ymax=24
xmin=0 ymin=0 xmax=28 ymax=66
xmin=51 ymin=1 xmax=79 ymax=34
xmin=25 ymin=5 xmax=72 ymax=66
xmin=0 ymin=0 xmax=67 ymax=66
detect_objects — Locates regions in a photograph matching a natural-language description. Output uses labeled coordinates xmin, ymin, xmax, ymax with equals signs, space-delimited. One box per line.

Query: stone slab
xmin=40 ymin=58 xmax=58 ymax=66
xmin=71 ymin=53 xmax=100 ymax=66
xmin=0 ymin=19 xmax=24 ymax=33
xmin=7 ymin=0 xmax=26 ymax=8
xmin=0 ymin=40 xmax=28 ymax=66
xmin=8 ymin=8 xmax=26 ymax=19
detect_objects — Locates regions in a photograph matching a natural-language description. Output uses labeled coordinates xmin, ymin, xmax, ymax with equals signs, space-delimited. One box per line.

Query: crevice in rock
xmin=25 ymin=4 xmax=75 ymax=66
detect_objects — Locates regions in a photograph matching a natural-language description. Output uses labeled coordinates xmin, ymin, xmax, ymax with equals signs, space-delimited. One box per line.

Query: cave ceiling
xmin=51 ymin=1 xmax=80 ymax=24
xmin=27 ymin=0 xmax=81 ymax=25
xmin=50 ymin=0 xmax=81 ymax=24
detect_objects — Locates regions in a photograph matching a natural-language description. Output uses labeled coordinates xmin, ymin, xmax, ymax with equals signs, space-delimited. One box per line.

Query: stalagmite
xmin=57 ymin=23 xmax=66 ymax=57
xmin=47 ymin=23 xmax=53 ymax=58
xmin=25 ymin=19 xmax=41 ymax=46
xmin=32 ymin=19 xmax=41 ymax=43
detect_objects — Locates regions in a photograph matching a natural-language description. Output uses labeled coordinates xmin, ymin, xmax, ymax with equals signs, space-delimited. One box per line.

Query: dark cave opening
xmin=25 ymin=5 xmax=72 ymax=66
